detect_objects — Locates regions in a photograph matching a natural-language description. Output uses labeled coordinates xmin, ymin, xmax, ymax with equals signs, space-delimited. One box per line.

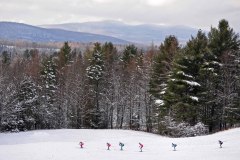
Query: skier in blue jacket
xmin=172 ymin=143 xmax=177 ymax=151
xmin=119 ymin=142 xmax=124 ymax=150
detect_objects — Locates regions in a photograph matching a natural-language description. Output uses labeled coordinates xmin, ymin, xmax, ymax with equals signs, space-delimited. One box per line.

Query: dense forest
xmin=0 ymin=19 xmax=239 ymax=137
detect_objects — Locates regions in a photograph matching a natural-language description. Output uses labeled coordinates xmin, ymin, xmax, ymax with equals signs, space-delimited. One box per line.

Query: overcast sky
xmin=0 ymin=0 xmax=239 ymax=31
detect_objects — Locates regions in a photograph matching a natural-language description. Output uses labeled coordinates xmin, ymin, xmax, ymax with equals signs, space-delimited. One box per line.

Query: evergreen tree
xmin=101 ymin=42 xmax=118 ymax=128
xmin=163 ymin=31 xmax=208 ymax=126
xmin=121 ymin=44 xmax=138 ymax=65
xmin=148 ymin=36 xmax=179 ymax=132
xmin=209 ymin=20 xmax=240 ymax=57
xmin=40 ymin=57 xmax=58 ymax=128
xmin=55 ymin=42 xmax=72 ymax=128
xmin=149 ymin=36 xmax=179 ymax=99
xmin=153 ymin=31 xmax=215 ymax=136
xmin=23 ymin=49 xmax=31 ymax=59
xmin=207 ymin=19 xmax=240 ymax=131
xmin=86 ymin=43 xmax=105 ymax=128
xmin=58 ymin=41 xmax=71 ymax=69
xmin=8 ymin=76 xmax=39 ymax=131
xmin=2 ymin=51 xmax=11 ymax=65
xmin=86 ymin=43 xmax=104 ymax=83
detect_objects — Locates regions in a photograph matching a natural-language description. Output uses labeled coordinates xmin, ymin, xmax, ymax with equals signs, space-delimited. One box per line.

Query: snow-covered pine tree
xmin=0 ymin=83 xmax=18 ymax=132
xmin=148 ymin=36 xmax=180 ymax=132
xmin=119 ymin=45 xmax=138 ymax=129
xmin=143 ymin=49 xmax=155 ymax=132
xmin=99 ymin=42 xmax=118 ymax=129
xmin=149 ymin=36 xmax=179 ymax=99
xmin=162 ymin=31 xmax=208 ymax=130
xmin=86 ymin=43 xmax=105 ymax=128
xmin=207 ymin=19 xmax=240 ymax=131
xmin=40 ymin=57 xmax=58 ymax=129
xmin=56 ymin=42 xmax=73 ymax=128
xmin=7 ymin=75 xmax=39 ymax=131
xmin=62 ymin=52 xmax=86 ymax=129
xmin=198 ymin=43 xmax=220 ymax=133
xmin=119 ymin=44 xmax=146 ymax=130
xmin=133 ymin=51 xmax=145 ymax=131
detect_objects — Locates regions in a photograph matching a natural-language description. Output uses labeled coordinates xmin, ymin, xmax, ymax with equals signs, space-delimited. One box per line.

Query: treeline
xmin=0 ymin=19 xmax=239 ymax=137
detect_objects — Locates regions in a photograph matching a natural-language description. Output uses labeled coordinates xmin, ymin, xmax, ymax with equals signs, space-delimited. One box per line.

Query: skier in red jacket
xmin=139 ymin=142 xmax=143 ymax=152
xmin=79 ymin=141 xmax=84 ymax=148
xmin=107 ymin=142 xmax=111 ymax=150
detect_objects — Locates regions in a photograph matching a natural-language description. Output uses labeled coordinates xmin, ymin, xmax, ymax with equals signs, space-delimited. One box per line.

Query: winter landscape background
xmin=0 ymin=0 xmax=240 ymax=159
xmin=0 ymin=128 xmax=240 ymax=160
xmin=0 ymin=19 xmax=239 ymax=135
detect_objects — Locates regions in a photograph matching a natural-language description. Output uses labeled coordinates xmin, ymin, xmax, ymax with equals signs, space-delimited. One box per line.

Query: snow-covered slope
xmin=0 ymin=129 xmax=239 ymax=160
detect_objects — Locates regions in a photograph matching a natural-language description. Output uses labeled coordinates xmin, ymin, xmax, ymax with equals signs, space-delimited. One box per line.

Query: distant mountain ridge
xmin=41 ymin=20 xmax=199 ymax=44
xmin=0 ymin=22 xmax=129 ymax=44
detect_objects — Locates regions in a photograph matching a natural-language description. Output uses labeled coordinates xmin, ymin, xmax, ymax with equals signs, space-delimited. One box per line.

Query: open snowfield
xmin=0 ymin=128 xmax=240 ymax=160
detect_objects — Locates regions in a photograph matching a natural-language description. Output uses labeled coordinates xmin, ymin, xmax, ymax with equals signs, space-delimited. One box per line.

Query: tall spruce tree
xmin=101 ymin=42 xmax=118 ymax=128
xmin=162 ymin=31 xmax=209 ymax=126
xmin=86 ymin=43 xmax=105 ymax=128
xmin=58 ymin=41 xmax=71 ymax=68
xmin=149 ymin=35 xmax=179 ymax=99
xmin=207 ymin=19 xmax=240 ymax=131
xmin=10 ymin=76 xmax=39 ymax=131
xmin=149 ymin=36 xmax=179 ymax=132
xmin=40 ymin=57 xmax=58 ymax=128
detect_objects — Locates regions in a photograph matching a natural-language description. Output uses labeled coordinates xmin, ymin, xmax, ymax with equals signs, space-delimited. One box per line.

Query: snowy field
xmin=0 ymin=128 xmax=240 ymax=160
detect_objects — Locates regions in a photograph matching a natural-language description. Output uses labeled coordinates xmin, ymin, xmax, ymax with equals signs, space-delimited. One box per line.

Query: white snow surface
xmin=155 ymin=99 xmax=164 ymax=106
xmin=190 ymin=96 xmax=199 ymax=102
xmin=0 ymin=128 xmax=240 ymax=160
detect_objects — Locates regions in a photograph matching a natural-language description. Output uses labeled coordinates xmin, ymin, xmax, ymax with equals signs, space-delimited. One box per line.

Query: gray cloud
xmin=0 ymin=0 xmax=239 ymax=31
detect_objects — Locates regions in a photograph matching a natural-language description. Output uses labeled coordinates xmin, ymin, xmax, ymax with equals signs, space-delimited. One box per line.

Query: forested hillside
xmin=0 ymin=19 xmax=239 ymax=137
xmin=41 ymin=20 xmax=197 ymax=44
xmin=0 ymin=22 xmax=129 ymax=44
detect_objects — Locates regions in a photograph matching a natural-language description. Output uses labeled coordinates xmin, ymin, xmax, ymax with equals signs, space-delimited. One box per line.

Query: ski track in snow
xmin=0 ymin=129 xmax=240 ymax=160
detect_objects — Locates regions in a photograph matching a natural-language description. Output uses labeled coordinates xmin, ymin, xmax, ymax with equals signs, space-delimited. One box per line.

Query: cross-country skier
xmin=172 ymin=143 xmax=177 ymax=151
xmin=219 ymin=140 xmax=223 ymax=148
xmin=139 ymin=142 xmax=143 ymax=152
xmin=79 ymin=141 xmax=84 ymax=148
xmin=119 ymin=142 xmax=124 ymax=150
xmin=107 ymin=142 xmax=111 ymax=150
